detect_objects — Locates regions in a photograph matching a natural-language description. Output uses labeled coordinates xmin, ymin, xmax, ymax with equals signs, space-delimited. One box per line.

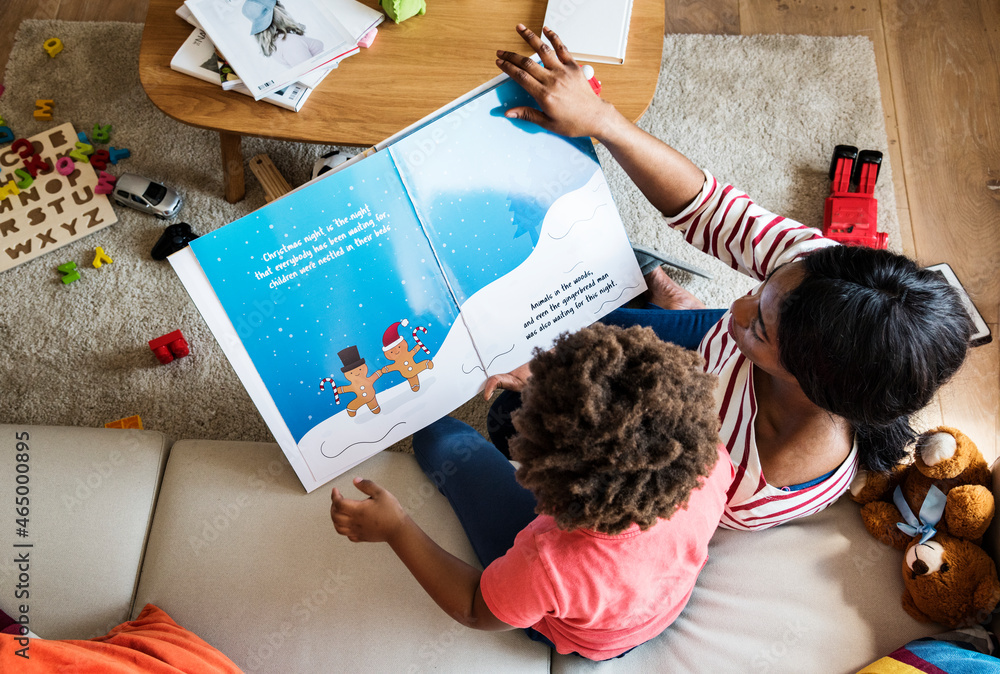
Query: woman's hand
xmin=482 ymin=360 xmax=532 ymax=400
xmin=330 ymin=478 xmax=408 ymax=544
xmin=495 ymin=24 xmax=621 ymax=139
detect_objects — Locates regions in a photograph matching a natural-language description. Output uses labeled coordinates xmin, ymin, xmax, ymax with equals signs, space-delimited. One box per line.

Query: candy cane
xmin=411 ymin=325 xmax=430 ymax=355
xmin=319 ymin=377 xmax=341 ymax=404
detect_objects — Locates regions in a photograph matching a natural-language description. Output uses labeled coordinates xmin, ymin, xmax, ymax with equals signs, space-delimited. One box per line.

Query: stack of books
xmin=171 ymin=0 xmax=383 ymax=112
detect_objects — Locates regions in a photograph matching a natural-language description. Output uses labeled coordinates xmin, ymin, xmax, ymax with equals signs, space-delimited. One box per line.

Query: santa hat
xmin=382 ymin=319 xmax=409 ymax=351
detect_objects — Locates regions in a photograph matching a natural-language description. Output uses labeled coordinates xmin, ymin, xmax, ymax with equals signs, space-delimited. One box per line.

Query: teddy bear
xmin=850 ymin=426 xmax=1000 ymax=628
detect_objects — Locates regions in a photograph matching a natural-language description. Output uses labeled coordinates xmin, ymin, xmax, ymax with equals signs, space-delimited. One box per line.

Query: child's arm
xmin=331 ymin=478 xmax=514 ymax=632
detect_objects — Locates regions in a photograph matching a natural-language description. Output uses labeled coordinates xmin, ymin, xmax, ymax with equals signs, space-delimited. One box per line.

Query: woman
xmin=484 ymin=25 xmax=974 ymax=530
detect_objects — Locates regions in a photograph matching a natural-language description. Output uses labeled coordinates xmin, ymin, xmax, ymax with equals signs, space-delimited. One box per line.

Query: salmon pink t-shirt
xmin=480 ymin=445 xmax=734 ymax=660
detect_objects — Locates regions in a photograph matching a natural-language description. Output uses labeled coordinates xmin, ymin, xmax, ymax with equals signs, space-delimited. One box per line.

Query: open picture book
xmin=170 ymin=74 xmax=646 ymax=492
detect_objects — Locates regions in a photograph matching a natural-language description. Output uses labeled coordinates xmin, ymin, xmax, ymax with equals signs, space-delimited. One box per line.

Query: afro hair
xmin=510 ymin=323 xmax=721 ymax=535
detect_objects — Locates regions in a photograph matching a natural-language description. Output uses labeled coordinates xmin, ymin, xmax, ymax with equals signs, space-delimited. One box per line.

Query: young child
xmin=330 ymin=324 xmax=734 ymax=660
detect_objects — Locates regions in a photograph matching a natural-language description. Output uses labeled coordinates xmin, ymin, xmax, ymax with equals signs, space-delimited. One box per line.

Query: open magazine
xmin=184 ymin=0 xmax=361 ymax=99
xmin=175 ymin=0 xmax=381 ymax=92
xmin=170 ymin=74 xmax=646 ymax=492
xmin=170 ymin=27 xmax=356 ymax=111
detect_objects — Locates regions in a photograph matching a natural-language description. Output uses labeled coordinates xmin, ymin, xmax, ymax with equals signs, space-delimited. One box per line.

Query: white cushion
xmin=134 ymin=442 xmax=549 ymax=673
xmin=0 ymin=425 xmax=169 ymax=639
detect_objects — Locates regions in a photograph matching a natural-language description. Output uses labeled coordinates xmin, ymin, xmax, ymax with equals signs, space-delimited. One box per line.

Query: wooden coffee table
xmin=139 ymin=0 xmax=665 ymax=203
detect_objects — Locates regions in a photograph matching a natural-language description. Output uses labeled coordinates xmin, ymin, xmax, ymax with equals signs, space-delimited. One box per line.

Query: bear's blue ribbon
xmin=894 ymin=484 xmax=947 ymax=544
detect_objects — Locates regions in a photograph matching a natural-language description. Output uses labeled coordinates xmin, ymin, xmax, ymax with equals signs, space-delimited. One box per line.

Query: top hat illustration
xmin=338 ymin=345 xmax=365 ymax=373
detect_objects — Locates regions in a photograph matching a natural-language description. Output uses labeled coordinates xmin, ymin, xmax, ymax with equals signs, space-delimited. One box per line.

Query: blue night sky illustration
xmin=191 ymin=78 xmax=602 ymax=442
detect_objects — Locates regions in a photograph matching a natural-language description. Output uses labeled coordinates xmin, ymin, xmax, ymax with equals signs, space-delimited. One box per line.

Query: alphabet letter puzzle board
xmin=0 ymin=122 xmax=118 ymax=273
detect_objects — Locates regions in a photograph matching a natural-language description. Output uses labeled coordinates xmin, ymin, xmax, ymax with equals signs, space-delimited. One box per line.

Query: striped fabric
xmin=664 ymin=171 xmax=857 ymax=530
xmin=857 ymin=626 xmax=1000 ymax=673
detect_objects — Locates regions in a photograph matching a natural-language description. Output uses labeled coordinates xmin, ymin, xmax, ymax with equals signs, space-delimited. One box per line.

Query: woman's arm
xmin=331 ymin=478 xmax=513 ymax=631
xmin=498 ymin=25 xmax=835 ymax=281
xmin=495 ymin=25 xmax=704 ymax=217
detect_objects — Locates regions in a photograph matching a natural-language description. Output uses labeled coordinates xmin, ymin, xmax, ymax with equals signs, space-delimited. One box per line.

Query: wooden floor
xmin=2 ymin=0 xmax=997 ymax=461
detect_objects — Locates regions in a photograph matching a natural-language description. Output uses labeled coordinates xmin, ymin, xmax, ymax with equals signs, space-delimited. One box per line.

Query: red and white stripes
xmin=318 ymin=377 xmax=341 ymax=404
xmin=665 ymin=170 xmax=854 ymax=531
xmin=411 ymin=325 xmax=430 ymax=355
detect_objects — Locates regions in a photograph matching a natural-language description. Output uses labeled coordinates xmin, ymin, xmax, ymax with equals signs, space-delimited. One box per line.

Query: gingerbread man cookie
xmin=336 ymin=345 xmax=382 ymax=417
xmin=379 ymin=320 xmax=433 ymax=392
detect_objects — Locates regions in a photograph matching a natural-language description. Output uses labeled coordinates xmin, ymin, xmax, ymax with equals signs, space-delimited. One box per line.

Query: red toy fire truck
xmin=823 ymin=144 xmax=887 ymax=249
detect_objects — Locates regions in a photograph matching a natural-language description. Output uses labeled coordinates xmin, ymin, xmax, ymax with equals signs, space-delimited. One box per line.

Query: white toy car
xmin=112 ymin=173 xmax=183 ymax=219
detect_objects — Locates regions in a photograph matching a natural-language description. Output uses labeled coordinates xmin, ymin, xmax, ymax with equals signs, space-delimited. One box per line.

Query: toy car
xmin=112 ymin=173 xmax=183 ymax=219
xmin=822 ymin=145 xmax=887 ymax=249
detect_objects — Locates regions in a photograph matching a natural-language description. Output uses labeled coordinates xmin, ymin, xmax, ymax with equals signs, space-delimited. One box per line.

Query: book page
xmin=177 ymin=76 xmax=645 ymax=492
xmin=388 ymin=78 xmax=645 ymax=376
xmin=186 ymin=151 xmax=484 ymax=491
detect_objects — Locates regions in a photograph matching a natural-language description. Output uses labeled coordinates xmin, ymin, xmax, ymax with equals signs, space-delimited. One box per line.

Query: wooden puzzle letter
xmin=10 ymin=139 xmax=34 ymax=159
xmin=33 ymin=100 xmax=54 ymax=120
xmin=92 ymin=246 xmax=113 ymax=268
xmin=0 ymin=180 xmax=20 ymax=200
xmin=57 ymin=261 xmax=80 ymax=284
xmin=108 ymin=147 xmax=130 ymax=164
xmin=0 ymin=127 xmax=13 ymax=145
xmin=13 ymin=169 xmax=33 ymax=190
xmin=95 ymin=171 xmax=116 ymax=195
xmin=92 ymin=124 xmax=111 ymax=143
xmin=43 ymin=38 xmax=63 ymax=58
xmin=68 ymin=141 xmax=93 ymax=163
xmin=55 ymin=156 xmax=75 ymax=176
xmin=0 ymin=219 xmax=18 ymax=237
xmin=22 ymin=153 xmax=51 ymax=178
xmin=89 ymin=149 xmax=109 ymax=170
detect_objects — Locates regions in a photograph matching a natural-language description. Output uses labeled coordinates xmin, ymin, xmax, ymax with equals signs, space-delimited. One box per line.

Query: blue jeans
xmin=411 ymin=416 xmax=538 ymax=568
xmin=601 ymin=305 xmax=727 ymax=351
xmin=487 ymin=306 xmax=728 ymax=456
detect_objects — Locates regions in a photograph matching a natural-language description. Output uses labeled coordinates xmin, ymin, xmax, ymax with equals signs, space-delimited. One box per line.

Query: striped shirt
xmin=664 ymin=171 xmax=859 ymax=530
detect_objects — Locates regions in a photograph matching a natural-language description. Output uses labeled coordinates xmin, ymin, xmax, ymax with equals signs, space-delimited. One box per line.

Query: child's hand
xmin=330 ymin=478 xmax=408 ymax=544
xmin=483 ymin=360 xmax=532 ymax=400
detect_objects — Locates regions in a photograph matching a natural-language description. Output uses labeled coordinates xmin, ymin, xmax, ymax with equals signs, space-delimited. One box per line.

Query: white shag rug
xmin=0 ymin=20 xmax=897 ymax=445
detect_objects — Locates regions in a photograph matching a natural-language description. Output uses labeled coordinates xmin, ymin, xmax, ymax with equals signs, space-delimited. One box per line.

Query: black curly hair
xmin=778 ymin=246 xmax=973 ymax=472
xmin=509 ymin=323 xmax=721 ymax=535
